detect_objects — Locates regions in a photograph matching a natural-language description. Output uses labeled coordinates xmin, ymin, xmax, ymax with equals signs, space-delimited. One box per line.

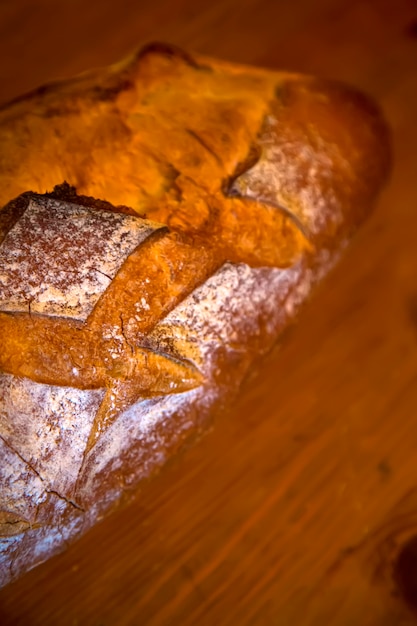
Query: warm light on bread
xmin=0 ymin=43 xmax=390 ymax=587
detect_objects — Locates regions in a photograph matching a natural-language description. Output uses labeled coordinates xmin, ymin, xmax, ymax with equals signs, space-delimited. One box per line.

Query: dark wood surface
xmin=1 ymin=0 xmax=417 ymax=623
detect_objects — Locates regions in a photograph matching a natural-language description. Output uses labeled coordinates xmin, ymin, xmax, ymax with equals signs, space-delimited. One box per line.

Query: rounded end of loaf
xmin=229 ymin=76 xmax=391 ymax=248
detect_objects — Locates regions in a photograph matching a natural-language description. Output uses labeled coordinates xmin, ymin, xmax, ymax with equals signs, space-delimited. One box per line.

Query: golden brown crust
xmin=0 ymin=43 xmax=390 ymax=587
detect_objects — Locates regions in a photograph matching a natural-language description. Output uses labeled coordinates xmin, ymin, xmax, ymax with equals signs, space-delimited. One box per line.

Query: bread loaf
xmin=0 ymin=42 xmax=390 ymax=587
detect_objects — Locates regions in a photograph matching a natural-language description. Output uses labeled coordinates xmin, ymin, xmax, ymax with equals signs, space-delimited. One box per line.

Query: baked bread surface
xmin=0 ymin=43 xmax=390 ymax=586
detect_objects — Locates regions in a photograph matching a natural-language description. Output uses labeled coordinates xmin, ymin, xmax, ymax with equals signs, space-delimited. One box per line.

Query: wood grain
xmin=1 ymin=0 xmax=417 ymax=623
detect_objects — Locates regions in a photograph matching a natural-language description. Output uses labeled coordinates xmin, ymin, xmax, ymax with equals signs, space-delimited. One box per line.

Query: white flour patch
xmin=146 ymin=261 xmax=307 ymax=372
xmin=231 ymin=114 xmax=348 ymax=236
xmin=0 ymin=197 xmax=164 ymax=320
xmin=0 ymin=373 xmax=104 ymax=498
xmin=0 ymin=436 xmax=47 ymax=524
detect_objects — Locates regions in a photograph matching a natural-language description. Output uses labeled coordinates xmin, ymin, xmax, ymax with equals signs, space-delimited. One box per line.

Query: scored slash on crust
xmin=84 ymin=348 xmax=203 ymax=454
xmin=0 ymin=195 xmax=205 ymax=454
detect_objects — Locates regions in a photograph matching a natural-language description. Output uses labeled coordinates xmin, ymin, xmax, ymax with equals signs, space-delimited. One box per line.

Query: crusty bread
xmin=0 ymin=42 xmax=390 ymax=587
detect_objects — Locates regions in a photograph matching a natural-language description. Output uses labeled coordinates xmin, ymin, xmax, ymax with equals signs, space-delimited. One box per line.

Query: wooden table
xmin=1 ymin=0 xmax=417 ymax=623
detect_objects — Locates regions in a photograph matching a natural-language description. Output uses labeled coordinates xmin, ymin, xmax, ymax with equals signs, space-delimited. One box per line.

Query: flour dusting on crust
xmin=0 ymin=374 xmax=104 ymax=499
xmin=0 ymin=437 xmax=47 ymax=526
xmin=146 ymin=261 xmax=310 ymax=369
xmin=0 ymin=197 xmax=164 ymax=320
xmin=77 ymin=255 xmax=337 ymax=509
